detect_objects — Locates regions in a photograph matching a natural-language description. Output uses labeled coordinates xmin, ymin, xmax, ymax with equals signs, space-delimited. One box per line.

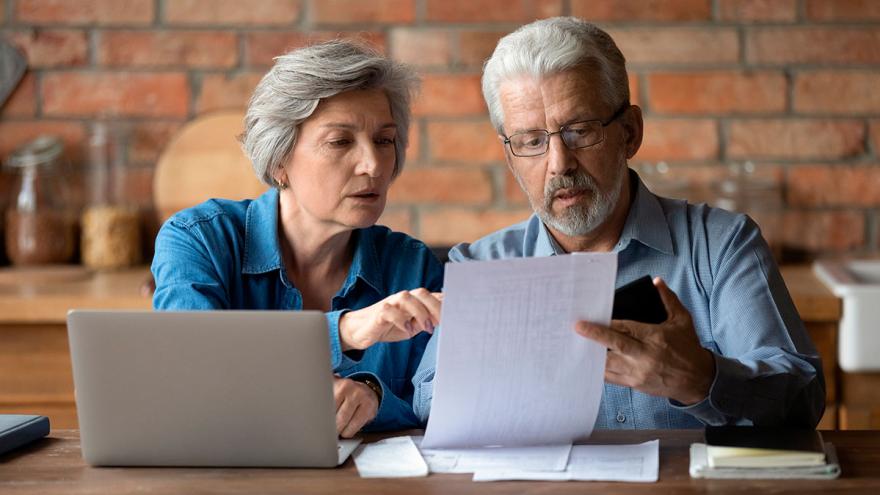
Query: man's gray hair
xmin=240 ymin=40 xmax=418 ymax=187
xmin=482 ymin=17 xmax=629 ymax=134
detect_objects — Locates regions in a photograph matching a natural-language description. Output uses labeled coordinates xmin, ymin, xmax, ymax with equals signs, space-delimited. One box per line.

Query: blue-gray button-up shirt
xmin=413 ymin=172 xmax=824 ymax=429
xmin=152 ymin=188 xmax=443 ymax=431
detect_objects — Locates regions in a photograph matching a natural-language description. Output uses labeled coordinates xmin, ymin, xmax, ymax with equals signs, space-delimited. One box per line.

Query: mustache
xmin=544 ymin=171 xmax=597 ymax=205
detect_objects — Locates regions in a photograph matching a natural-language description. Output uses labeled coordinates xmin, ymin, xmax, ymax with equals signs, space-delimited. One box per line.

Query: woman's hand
xmin=334 ymin=376 xmax=379 ymax=438
xmin=338 ymin=289 xmax=442 ymax=351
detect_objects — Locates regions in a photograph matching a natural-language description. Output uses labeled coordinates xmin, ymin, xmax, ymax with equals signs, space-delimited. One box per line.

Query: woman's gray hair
xmin=482 ymin=17 xmax=629 ymax=134
xmin=240 ymin=40 xmax=418 ymax=187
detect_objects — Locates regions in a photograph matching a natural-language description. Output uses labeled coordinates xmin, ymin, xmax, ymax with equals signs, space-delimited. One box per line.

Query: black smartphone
xmin=611 ymin=275 xmax=668 ymax=324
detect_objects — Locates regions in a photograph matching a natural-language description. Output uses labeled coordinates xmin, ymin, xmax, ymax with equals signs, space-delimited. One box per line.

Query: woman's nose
xmin=356 ymin=143 xmax=385 ymax=178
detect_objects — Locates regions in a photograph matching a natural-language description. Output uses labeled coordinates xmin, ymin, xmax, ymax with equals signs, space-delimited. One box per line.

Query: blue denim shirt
xmin=152 ymin=188 xmax=443 ymax=431
xmin=413 ymin=171 xmax=825 ymax=429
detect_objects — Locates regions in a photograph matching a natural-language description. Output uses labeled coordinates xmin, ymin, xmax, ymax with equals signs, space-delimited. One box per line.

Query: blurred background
xmin=1 ymin=0 xmax=879 ymax=266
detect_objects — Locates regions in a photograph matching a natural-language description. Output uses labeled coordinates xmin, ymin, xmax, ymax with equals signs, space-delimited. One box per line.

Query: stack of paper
xmin=352 ymin=435 xmax=660 ymax=482
xmin=471 ymin=440 xmax=660 ymax=482
xmin=423 ymin=253 xmax=617 ymax=449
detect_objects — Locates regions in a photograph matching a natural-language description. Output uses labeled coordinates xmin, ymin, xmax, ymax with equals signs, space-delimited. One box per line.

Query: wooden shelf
xmin=0 ymin=266 xmax=152 ymax=324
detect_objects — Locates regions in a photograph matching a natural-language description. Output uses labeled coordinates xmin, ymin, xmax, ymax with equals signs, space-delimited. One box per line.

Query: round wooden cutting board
xmin=153 ymin=111 xmax=268 ymax=221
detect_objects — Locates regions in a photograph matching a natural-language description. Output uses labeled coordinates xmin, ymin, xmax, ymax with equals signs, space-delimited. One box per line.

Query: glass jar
xmin=3 ymin=136 xmax=77 ymax=265
xmin=80 ymin=122 xmax=141 ymax=270
xmin=713 ymin=162 xmax=784 ymax=261
xmin=636 ymin=162 xmax=692 ymax=200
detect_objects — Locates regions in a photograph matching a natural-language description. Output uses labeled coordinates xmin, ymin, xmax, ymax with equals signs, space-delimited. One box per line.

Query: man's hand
xmin=338 ymin=289 xmax=442 ymax=351
xmin=333 ymin=376 xmax=379 ymax=438
xmin=575 ymin=277 xmax=715 ymax=405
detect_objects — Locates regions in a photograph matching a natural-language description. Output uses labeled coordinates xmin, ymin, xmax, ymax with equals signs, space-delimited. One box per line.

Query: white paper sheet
xmin=412 ymin=436 xmax=572 ymax=474
xmin=472 ymin=440 xmax=660 ymax=482
xmin=422 ymin=253 xmax=617 ymax=449
xmin=352 ymin=436 xmax=429 ymax=478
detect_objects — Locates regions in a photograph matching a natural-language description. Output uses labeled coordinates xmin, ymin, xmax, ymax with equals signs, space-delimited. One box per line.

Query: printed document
xmin=412 ymin=436 xmax=571 ymax=474
xmin=472 ymin=440 xmax=660 ymax=482
xmin=422 ymin=253 xmax=617 ymax=449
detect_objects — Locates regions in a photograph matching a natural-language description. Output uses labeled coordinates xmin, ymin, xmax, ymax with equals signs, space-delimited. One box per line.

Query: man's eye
xmin=520 ymin=134 xmax=545 ymax=148
xmin=568 ymin=125 xmax=593 ymax=137
xmin=375 ymin=137 xmax=396 ymax=146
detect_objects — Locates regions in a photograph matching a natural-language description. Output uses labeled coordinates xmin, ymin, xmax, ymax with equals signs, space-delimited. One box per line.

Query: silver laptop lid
xmin=67 ymin=310 xmax=339 ymax=467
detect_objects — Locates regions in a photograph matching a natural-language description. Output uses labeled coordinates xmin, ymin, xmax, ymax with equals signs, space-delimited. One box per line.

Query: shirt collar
xmin=532 ymin=169 xmax=674 ymax=256
xmin=616 ymin=169 xmax=674 ymax=255
xmin=243 ymin=188 xmax=283 ymax=275
xmin=242 ymin=189 xmax=386 ymax=294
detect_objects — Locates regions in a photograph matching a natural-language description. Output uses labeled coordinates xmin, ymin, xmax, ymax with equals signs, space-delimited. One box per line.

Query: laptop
xmin=67 ymin=310 xmax=361 ymax=467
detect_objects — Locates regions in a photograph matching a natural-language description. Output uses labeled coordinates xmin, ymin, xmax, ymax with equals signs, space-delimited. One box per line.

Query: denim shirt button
xmin=616 ymin=412 xmax=627 ymax=423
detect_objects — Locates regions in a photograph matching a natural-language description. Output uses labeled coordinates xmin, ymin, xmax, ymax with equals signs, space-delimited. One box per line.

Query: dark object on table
xmin=0 ymin=415 xmax=50 ymax=457
xmin=705 ymin=425 xmax=824 ymax=455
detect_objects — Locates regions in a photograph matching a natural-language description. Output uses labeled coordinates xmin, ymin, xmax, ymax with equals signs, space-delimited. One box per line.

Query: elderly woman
xmin=151 ymin=40 xmax=443 ymax=437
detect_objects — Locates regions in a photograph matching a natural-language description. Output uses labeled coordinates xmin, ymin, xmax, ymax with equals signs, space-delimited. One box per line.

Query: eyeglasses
xmin=502 ymin=104 xmax=630 ymax=158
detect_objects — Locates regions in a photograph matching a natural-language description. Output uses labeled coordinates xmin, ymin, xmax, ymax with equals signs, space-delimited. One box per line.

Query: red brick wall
xmin=1 ymin=0 xmax=879 ymax=259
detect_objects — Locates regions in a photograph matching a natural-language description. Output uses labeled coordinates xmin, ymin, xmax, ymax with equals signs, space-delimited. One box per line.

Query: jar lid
xmin=4 ymin=135 xmax=65 ymax=169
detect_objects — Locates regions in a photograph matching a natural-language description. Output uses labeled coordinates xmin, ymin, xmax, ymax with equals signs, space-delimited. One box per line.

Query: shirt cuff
xmin=669 ymin=352 xmax=747 ymax=425
xmin=325 ymin=310 xmax=364 ymax=372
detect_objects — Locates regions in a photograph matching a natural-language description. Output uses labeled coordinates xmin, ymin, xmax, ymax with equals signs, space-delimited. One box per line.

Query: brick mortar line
xmin=153 ymin=0 xmax=162 ymax=27
xmin=87 ymin=27 xmax=97 ymax=67
xmin=409 ymin=204 xmax=421 ymax=236
xmin=0 ymin=116 xmax=188 ymax=123
xmin=187 ymin=71 xmax=201 ymax=119
xmin=717 ymin=116 xmax=727 ymax=162
xmin=7 ymin=21 xmax=880 ymax=30
xmin=415 ymin=0 xmax=426 ymax=24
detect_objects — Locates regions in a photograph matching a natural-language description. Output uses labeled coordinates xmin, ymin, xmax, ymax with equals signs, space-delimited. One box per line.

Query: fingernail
xmin=428 ymin=322 xmax=435 ymax=333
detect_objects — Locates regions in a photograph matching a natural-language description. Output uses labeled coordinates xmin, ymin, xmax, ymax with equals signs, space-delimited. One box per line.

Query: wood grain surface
xmin=1 ymin=429 xmax=878 ymax=494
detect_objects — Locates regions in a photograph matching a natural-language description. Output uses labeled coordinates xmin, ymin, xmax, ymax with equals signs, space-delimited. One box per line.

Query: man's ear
xmin=621 ymin=105 xmax=644 ymax=159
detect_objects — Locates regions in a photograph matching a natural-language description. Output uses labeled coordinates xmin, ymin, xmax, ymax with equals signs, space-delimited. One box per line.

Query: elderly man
xmin=412 ymin=17 xmax=824 ymax=429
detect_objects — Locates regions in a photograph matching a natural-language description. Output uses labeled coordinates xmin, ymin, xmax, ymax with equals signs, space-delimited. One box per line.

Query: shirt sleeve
xmin=351 ymin=237 xmax=445 ymax=431
xmin=412 ymin=326 xmax=440 ymax=424
xmin=411 ymin=244 xmax=467 ymax=424
xmin=152 ymin=219 xmax=230 ymax=310
xmin=345 ymin=368 xmax=422 ymax=432
xmin=671 ymin=216 xmax=825 ymax=427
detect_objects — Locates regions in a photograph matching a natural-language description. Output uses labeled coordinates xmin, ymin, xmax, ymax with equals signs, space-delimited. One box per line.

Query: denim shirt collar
xmin=241 ymin=188 xmax=385 ymax=295
xmin=534 ymin=169 xmax=674 ymax=256
xmin=243 ymin=188 xmax=283 ymax=275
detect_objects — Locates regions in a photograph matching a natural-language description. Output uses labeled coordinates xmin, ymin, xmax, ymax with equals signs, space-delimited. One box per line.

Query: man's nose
xmin=546 ymin=133 xmax=577 ymax=176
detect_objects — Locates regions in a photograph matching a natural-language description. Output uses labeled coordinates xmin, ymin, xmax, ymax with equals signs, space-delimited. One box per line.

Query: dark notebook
xmin=0 ymin=415 xmax=50 ymax=457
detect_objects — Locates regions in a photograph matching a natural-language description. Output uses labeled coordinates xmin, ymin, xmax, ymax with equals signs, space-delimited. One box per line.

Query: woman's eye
xmin=375 ymin=137 xmax=396 ymax=146
xmin=327 ymin=138 xmax=352 ymax=147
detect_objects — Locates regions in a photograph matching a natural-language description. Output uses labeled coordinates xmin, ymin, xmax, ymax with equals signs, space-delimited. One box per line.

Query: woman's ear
xmin=621 ymin=105 xmax=644 ymax=159
xmin=273 ymin=170 xmax=289 ymax=189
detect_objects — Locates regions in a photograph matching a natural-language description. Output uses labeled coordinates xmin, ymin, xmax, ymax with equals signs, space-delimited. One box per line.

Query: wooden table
xmin=0 ymin=265 xmax=844 ymax=429
xmin=1 ymin=429 xmax=877 ymax=494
